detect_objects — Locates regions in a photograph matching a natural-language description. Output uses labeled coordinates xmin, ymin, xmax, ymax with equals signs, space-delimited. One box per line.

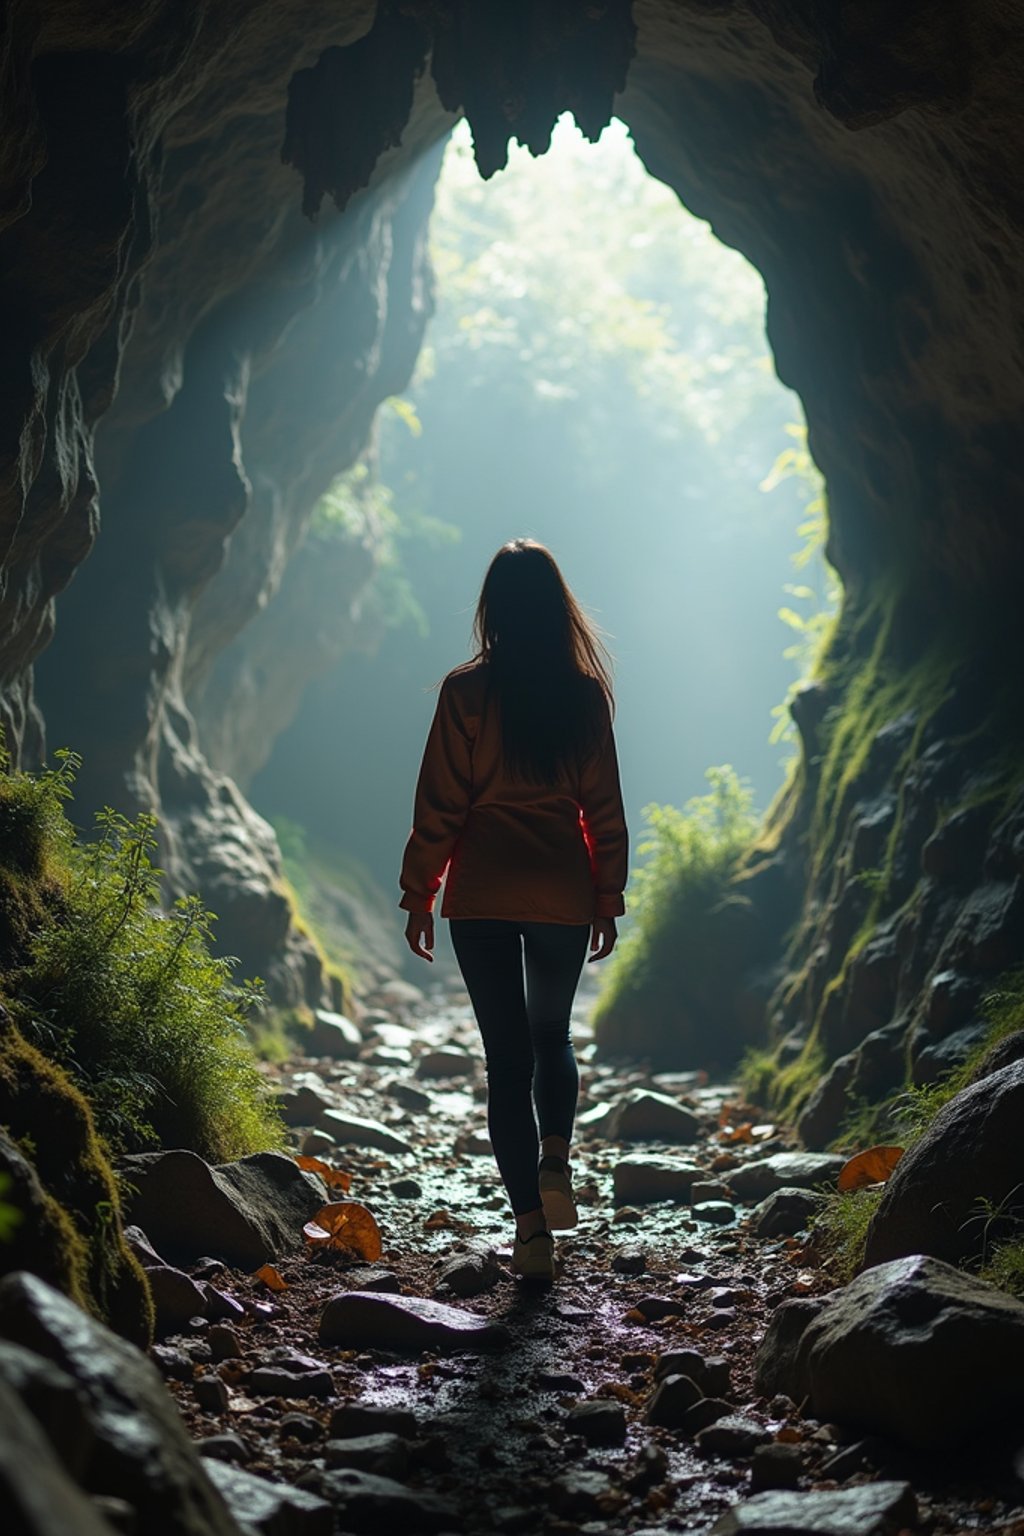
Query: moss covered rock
xmin=0 ymin=1011 xmax=152 ymax=1346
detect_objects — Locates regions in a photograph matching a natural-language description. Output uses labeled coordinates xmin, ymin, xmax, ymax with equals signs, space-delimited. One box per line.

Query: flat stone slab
xmin=729 ymin=1152 xmax=844 ymax=1201
xmin=204 ymin=1460 xmax=333 ymax=1534
xmin=318 ymin=1291 xmax=509 ymax=1353
xmin=613 ymin=1156 xmax=702 ymax=1205
xmin=320 ymin=1110 xmax=413 ymax=1155
xmin=708 ymin=1480 xmax=917 ymax=1535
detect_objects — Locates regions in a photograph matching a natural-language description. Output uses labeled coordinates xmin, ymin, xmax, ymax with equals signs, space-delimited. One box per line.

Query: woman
xmin=399 ymin=539 xmax=628 ymax=1281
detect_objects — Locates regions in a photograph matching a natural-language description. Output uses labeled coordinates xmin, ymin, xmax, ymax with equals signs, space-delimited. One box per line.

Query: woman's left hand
xmin=405 ymin=911 xmax=435 ymax=962
xmin=587 ymin=916 xmax=617 ymax=962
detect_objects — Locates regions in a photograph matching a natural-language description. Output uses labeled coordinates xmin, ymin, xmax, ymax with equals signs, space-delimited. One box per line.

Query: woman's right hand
xmin=587 ymin=917 xmax=617 ymax=962
xmin=405 ymin=911 xmax=435 ymax=962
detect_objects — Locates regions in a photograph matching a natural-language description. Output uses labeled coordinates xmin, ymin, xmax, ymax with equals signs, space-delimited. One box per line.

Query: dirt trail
xmin=162 ymin=976 xmax=1024 ymax=1534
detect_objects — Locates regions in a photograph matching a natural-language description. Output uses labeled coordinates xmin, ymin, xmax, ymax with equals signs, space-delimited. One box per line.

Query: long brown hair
xmin=472 ymin=539 xmax=613 ymax=782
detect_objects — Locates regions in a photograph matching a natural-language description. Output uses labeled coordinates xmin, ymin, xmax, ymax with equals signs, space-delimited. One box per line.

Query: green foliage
xmin=2 ymin=750 xmax=281 ymax=1162
xmin=980 ymin=1237 xmax=1024 ymax=1298
xmin=760 ymin=424 xmax=839 ymax=747
xmin=310 ymin=461 xmax=458 ymax=639
xmin=593 ymin=767 xmax=759 ymax=1062
xmin=810 ymin=1186 xmax=883 ymax=1283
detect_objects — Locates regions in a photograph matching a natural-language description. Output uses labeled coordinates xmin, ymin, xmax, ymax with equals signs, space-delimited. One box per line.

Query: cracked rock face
xmin=4 ymin=3 xmax=1024 ymax=1041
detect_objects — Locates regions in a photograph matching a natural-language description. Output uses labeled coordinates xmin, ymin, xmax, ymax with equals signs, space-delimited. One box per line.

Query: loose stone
xmin=707 ymin=1481 xmax=917 ymax=1535
xmin=319 ymin=1291 xmax=509 ymax=1353
xmin=565 ymin=1398 xmax=627 ymax=1446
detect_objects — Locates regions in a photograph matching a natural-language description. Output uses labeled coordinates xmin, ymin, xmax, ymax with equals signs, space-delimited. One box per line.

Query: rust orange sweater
xmin=399 ymin=663 xmax=628 ymax=924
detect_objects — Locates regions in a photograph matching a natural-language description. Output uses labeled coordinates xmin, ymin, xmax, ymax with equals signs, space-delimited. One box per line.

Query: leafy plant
xmin=3 ymin=749 xmax=281 ymax=1161
xmin=809 ymin=1186 xmax=883 ymax=1283
xmin=593 ymin=766 xmax=760 ymax=1063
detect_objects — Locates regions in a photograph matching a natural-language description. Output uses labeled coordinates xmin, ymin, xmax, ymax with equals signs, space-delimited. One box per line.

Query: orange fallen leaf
xmin=837 ymin=1145 xmax=904 ymax=1192
xmin=303 ymin=1200 xmax=382 ymax=1261
xmin=295 ymin=1155 xmax=352 ymax=1192
xmin=719 ymin=1122 xmax=754 ymax=1144
xmin=253 ymin=1263 xmax=288 ymax=1292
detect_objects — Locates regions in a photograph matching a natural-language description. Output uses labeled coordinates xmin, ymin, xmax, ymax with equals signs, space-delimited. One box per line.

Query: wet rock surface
xmin=9 ymin=979 xmax=1023 ymax=1535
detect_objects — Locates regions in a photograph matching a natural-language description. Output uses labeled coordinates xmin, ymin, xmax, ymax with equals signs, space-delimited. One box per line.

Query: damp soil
xmin=161 ymin=975 xmax=1024 ymax=1535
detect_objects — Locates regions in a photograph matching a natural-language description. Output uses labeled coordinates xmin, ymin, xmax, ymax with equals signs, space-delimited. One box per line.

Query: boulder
xmin=307 ymin=1009 xmax=363 ymax=1059
xmin=319 ymin=1292 xmax=509 ymax=1353
xmin=612 ymin=1156 xmax=702 ymax=1204
xmin=0 ymin=1376 xmax=120 ymax=1536
xmin=320 ymin=1110 xmax=413 ymax=1155
xmin=119 ymin=1150 xmax=326 ymax=1269
xmin=749 ymin=1187 xmax=823 ymax=1238
xmin=0 ymin=1338 xmax=97 ymax=1481
xmin=0 ymin=1272 xmax=243 ymax=1535
xmin=608 ymin=1090 xmax=701 ymax=1143
xmin=729 ymin=1152 xmax=844 ymax=1202
xmin=708 ymin=1482 xmax=917 ymax=1536
xmin=864 ymin=1058 xmax=1024 ymax=1266
xmin=755 ymin=1255 xmax=1024 ymax=1448
xmin=203 ymin=1461 xmax=333 ymax=1534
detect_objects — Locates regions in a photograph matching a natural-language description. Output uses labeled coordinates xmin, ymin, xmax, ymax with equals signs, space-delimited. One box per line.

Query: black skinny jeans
xmin=450 ymin=918 xmax=590 ymax=1216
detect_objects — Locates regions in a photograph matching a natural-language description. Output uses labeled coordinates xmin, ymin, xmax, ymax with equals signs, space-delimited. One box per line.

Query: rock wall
xmin=3 ymin=2 xmax=1024 ymax=1060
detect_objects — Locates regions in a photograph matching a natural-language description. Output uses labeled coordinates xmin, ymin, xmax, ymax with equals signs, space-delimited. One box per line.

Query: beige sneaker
xmin=539 ymin=1155 xmax=578 ymax=1231
xmin=512 ymin=1229 xmax=555 ymax=1281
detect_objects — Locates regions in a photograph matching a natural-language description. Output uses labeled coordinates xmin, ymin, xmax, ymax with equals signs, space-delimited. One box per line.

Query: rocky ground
xmin=99 ymin=971 xmax=1024 ymax=1536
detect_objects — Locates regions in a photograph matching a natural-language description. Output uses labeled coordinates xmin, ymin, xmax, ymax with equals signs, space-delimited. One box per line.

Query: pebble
xmin=308 ymin=1009 xmax=363 ymax=1059
xmin=325 ymin=1432 xmax=410 ymax=1478
xmin=749 ymin=1186 xmax=822 ymax=1238
xmin=385 ymin=1081 xmax=432 ymax=1113
xmin=279 ymin=1412 xmax=323 ymax=1444
xmin=565 ymin=1399 xmax=627 ymax=1446
xmin=693 ymin=1200 xmax=737 ymax=1225
xmin=207 ymin=1324 xmax=244 ymax=1361
xmin=696 ymin=1413 xmax=772 ymax=1457
xmin=299 ymin=1129 xmax=338 ymax=1157
xmin=608 ymin=1090 xmax=701 ymax=1143
xmin=434 ymin=1246 xmax=501 ymax=1298
xmin=655 ymin=1349 xmax=731 ymax=1398
xmin=248 ymin=1366 xmax=334 ymax=1399
xmin=196 ymin=1433 xmax=251 ymax=1464
xmin=610 ymin=1246 xmax=646 ymax=1275
xmin=193 ymin=1374 xmax=229 ymax=1413
xmin=345 ymin=1267 xmax=402 ymax=1293
xmin=750 ymin=1441 xmax=804 ymax=1491
xmin=633 ymin=1295 xmax=686 ymax=1321
xmin=329 ymin=1403 xmax=419 ymax=1440
xmin=389 ymin=1177 xmax=423 ymax=1199
xmin=416 ymin=1046 xmax=475 ymax=1078
xmin=645 ymin=1373 xmax=705 ymax=1427
xmin=683 ymin=1397 xmax=734 ymax=1436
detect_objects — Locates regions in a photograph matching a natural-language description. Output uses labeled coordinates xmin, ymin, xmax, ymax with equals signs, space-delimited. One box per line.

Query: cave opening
xmin=249 ymin=113 xmax=833 ymax=974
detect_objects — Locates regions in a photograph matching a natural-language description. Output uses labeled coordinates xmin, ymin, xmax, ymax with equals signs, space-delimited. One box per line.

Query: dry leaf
xmin=253 ymin=1263 xmax=288 ymax=1292
xmin=303 ymin=1200 xmax=382 ymax=1261
xmin=719 ymin=1121 xmax=754 ymax=1144
xmin=837 ymin=1144 xmax=904 ymax=1191
xmin=295 ymin=1155 xmax=352 ymax=1192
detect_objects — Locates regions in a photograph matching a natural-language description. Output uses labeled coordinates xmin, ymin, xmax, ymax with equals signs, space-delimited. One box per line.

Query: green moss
xmin=0 ymin=1012 xmax=152 ymax=1344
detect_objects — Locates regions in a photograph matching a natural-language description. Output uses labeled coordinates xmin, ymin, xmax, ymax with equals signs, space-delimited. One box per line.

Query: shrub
xmin=1 ymin=746 xmax=282 ymax=1162
xmin=593 ymin=766 xmax=760 ymax=1067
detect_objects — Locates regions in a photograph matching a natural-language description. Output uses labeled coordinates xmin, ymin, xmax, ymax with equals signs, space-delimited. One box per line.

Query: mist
xmin=254 ymin=117 xmax=827 ymax=917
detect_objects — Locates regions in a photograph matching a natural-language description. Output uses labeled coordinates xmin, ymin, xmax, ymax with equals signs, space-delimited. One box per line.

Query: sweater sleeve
xmin=399 ymin=678 xmax=474 ymax=914
xmin=579 ymin=699 xmax=629 ymax=918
